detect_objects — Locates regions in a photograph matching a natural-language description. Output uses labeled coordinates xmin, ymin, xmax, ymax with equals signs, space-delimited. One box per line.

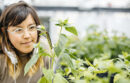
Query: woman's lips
xmin=21 ymin=41 xmax=32 ymax=45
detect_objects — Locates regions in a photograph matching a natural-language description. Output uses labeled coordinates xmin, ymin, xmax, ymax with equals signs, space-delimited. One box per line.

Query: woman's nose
xmin=23 ymin=29 xmax=31 ymax=38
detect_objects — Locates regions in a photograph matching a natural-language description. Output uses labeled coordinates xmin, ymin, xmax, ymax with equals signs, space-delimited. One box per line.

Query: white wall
xmin=37 ymin=10 xmax=130 ymax=45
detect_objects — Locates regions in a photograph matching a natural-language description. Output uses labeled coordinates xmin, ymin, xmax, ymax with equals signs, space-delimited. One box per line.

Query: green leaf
xmin=122 ymin=52 xmax=128 ymax=57
xmin=63 ymin=19 xmax=68 ymax=25
xmin=24 ymin=48 xmax=39 ymax=75
xmin=55 ymin=19 xmax=68 ymax=27
xmin=75 ymin=80 xmax=86 ymax=83
xmin=42 ymin=68 xmax=54 ymax=83
xmin=53 ymin=73 xmax=68 ymax=83
xmin=41 ymin=25 xmax=45 ymax=30
xmin=65 ymin=49 xmax=77 ymax=59
xmin=38 ymin=46 xmax=50 ymax=57
xmin=37 ymin=25 xmax=46 ymax=32
xmin=85 ymin=58 xmax=94 ymax=68
xmin=94 ymin=70 xmax=107 ymax=74
xmin=55 ymin=24 xmax=61 ymax=26
xmin=125 ymin=55 xmax=130 ymax=61
xmin=65 ymin=26 xmax=78 ymax=36
xmin=108 ymin=63 xmax=121 ymax=73
xmin=37 ymin=77 xmax=49 ymax=83
xmin=60 ymin=53 xmax=74 ymax=68
xmin=54 ymin=34 xmax=68 ymax=56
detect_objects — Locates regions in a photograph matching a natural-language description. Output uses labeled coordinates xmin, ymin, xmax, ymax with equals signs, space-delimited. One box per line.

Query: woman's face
xmin=8 ymin=14 xmax=38 ymax=53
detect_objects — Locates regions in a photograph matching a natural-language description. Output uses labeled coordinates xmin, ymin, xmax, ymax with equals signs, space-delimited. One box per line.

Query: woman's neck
xmin=16 ymin=50 xmax=30 ymax=65
xmin=19 ymin=52 xmax=28 ymax=57
xmin=16 ymin=50 xmax=29 ymax=57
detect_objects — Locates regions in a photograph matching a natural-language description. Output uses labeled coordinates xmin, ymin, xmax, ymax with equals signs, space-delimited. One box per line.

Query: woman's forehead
xmin=12 ymin=14 xmax=36 ymax=27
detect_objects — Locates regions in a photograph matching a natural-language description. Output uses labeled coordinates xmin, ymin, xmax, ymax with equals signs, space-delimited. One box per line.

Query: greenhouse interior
xmin=0 ymin=0 xmax=130 ymax=83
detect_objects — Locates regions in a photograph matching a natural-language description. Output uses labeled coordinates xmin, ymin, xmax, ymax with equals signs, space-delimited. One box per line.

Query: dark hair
xmin=0 ymin=8 xmax=2 ymax=16
xmin=0 ymin=1 xmax=40 ymax=28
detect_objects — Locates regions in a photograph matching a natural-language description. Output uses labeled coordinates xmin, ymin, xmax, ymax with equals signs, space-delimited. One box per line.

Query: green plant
xmin=24 ymin=19 xmax=78 ymax=83
xmin=67 ymin=24 xmax=130 ymax=61
xmin=24 ymin=21 xmax=130 ymax=83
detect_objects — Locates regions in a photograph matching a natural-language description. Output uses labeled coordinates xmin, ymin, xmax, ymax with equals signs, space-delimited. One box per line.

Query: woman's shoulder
xmin=0 ymin=53 xmax=5 ymax=59
xmin=0 ymin=53 xmax=7 ymax=80
xmin=0 ymin=53 xmax=6 ymax=66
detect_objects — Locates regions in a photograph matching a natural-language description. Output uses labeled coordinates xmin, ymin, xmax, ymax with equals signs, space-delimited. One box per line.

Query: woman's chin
xmin=19 ymin=48 xmax=33 ymax=54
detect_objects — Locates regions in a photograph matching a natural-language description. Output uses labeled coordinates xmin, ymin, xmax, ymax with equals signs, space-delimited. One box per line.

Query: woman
xmin=0 ymin=1 xmax=49 ymax=83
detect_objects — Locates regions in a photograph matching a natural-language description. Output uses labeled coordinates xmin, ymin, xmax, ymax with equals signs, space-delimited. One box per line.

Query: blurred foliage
xmin=66 ymin=24 xmax=130 ymax=62
xmin=56 ymin=24 xmax=130 ymax=83
xmin=24 ymin=20 xmax=130 ymax=83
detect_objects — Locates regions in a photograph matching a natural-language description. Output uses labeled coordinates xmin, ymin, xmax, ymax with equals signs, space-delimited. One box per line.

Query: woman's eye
xmin=29 ymin=25 xmax=36 ymax=30
xmin=15 ymin=28 xmax=23 ymax=32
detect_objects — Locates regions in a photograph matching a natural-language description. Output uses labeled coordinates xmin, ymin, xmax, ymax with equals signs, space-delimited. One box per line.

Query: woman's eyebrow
xmin=15 ymin=25 xmax=22 ymax=28
xmin=9 ymin=25 xmax=22 ymax=30
xmin=14 ymin=23 xmax=36 ymax=28
xmin=28 ymin=23 xmax=36 ymax=26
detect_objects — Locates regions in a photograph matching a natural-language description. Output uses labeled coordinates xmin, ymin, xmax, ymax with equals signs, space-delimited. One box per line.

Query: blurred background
xmin=1 ymin=0 xmax=130 ymax=42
